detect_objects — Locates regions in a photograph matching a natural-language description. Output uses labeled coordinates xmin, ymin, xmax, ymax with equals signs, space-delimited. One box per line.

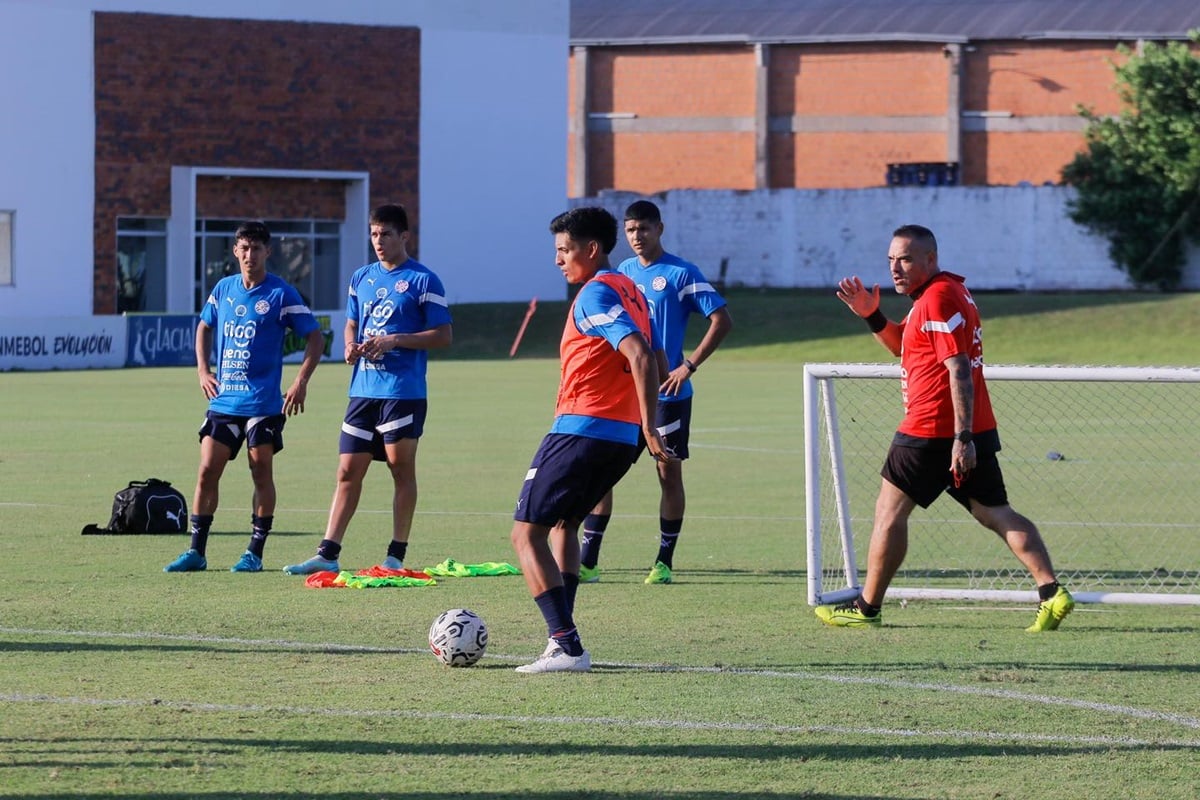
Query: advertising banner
xmin=126 ymin=314 xmax=199 ymax=367
xmin=0 ymin=316 xmax=127 ymax=371
xmin=283 ymin=312 xmax=340 ymax=363
xmin=1 ymin=311 xmax=343 ymax=371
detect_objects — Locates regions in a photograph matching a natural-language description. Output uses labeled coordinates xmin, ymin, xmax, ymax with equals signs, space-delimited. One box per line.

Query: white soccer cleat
xmin=515 ymin=643 xmax=591 ymax=673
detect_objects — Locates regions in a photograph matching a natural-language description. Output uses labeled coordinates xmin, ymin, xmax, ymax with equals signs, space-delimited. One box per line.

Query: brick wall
xmin=573 ymin=38 xmax=1157 ymax=197
xmin=194 ymin=177 xmax=347 ymax=220
xmin=93 ymin=12 xmax=420 ymax=313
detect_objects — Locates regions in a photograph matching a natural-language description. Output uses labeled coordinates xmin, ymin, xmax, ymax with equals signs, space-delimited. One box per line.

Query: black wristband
xmin=864 ymin=309 xmax=888 ymax=333
xmin=683 ymin=358 xmax=697 ymax=373
xmin=954 ymin=431 xmax=973 ymax=444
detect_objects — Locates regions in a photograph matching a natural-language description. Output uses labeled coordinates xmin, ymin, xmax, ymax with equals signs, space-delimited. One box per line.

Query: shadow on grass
xmin=0 ymin=640 xmax=422 ymax=657
xmin=0 ymin=793 xmax=926 ymax=800
xmin=6 ymin=732 xmax=1197 ymax=776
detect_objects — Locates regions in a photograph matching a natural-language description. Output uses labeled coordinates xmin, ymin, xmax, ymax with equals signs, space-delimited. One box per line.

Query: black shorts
xmin=199 ymin=412 xmax=286 ymax=460
xmin=514 ymin=433 xmax=639 ymax=527
xmin=881 ymin=440 xmax=1009 ymax=510
xmin=654 ymin=397 xmax=692 ymax=460
xmin=340 ymin=397 xmax=427 ymax=461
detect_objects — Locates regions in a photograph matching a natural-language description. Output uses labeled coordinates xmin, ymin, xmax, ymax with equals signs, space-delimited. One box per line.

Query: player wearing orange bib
xmin=510 ymin=207 xmax=673 ymax=673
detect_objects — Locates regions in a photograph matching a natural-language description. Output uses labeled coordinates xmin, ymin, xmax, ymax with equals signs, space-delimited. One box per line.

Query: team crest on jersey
xmin=395 ymin=280 xmax=409 ymax=293
xmin=234 ymin=304 xmax=248 ymax=317
xmin=651 ymin=276 xmax=668 ymax=292
xmin=254 ymin=300 xmax=270 ymax=315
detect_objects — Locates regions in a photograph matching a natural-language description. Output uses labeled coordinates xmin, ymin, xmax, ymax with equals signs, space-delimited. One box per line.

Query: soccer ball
xmin=428 ymin=608 xmax=488 ymax=667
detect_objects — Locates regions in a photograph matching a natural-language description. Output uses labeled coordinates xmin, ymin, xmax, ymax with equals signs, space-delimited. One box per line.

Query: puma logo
xmin=166 ymin=509 xmax=182 ymax=526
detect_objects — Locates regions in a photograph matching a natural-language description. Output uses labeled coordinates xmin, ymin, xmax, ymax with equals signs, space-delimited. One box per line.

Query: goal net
xmin=804 ymin=363 xmax=1200 ymax=606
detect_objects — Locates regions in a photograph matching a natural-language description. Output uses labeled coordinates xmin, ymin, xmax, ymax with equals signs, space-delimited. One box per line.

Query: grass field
xmin=1 ymin=291 xmax=1198 ymax=799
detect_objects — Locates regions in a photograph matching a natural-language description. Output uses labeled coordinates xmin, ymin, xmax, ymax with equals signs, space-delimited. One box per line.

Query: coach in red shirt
xmin=815 ymin=224 xmax=1074 ymax=632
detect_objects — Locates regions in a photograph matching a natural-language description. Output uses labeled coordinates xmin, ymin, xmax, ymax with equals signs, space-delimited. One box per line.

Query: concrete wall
xmin=574 ymin=186 xmax=1200 ymax=291
xmin=0 ymin=0 xmax=568 ymax=318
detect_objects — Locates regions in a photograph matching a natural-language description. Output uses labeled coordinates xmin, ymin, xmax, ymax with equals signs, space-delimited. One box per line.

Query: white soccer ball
xmin=428 ymin=608 xmax=488 ymax=667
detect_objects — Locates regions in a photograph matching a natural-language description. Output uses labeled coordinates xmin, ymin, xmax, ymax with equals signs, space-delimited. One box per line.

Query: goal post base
xmin=813 ymin=587 xmax=1200 ymax=607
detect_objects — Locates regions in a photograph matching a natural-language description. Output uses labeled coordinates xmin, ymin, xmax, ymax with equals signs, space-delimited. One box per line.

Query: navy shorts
xmin=654 ymin=397 xmax=692 ymax=460
xmin=514 ymin=433 xmax=639 ymax=527
xmin=199 ymin=412 xmax=285 ymax=460
xmin=340 ymin=397 xmax=428 ymax=461
xmin=881 ymin=442 xmax=1009 ymax=510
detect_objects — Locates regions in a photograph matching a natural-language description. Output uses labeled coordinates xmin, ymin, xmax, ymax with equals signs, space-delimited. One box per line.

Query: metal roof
xmin=571 ymin=0 xmax=1200 ymax=45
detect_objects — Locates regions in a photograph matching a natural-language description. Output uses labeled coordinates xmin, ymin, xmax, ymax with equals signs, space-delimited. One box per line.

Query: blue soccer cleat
xmin=230 ymin=551 xmax=263 ymax=573
xmin=283 ymin=555 xmax=339 ymax=575
xmin=164 ymin=549 xmax=207 ymax=573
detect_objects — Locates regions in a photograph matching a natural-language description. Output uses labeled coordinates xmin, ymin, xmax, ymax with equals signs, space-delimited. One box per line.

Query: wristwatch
xmin=954 ymin=431 xmax=973 ymax=444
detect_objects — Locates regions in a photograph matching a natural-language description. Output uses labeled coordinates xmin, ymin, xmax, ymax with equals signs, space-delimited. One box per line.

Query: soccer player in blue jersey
xmin=165 ymin=220 xmax=325 ymax=573
xmin=579 ymin=200 xmax=733 ymax=585
xmin=511 ymin=206 xmax=673 ymax=673
xmin=284 ymin=204 xmax=453 ymax=575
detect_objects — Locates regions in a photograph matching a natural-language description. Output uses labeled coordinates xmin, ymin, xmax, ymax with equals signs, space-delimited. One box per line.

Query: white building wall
xmin=0 ymin=1 xmax=96 ymax=317
xmin=0 ymin=0 xmax=568 ymax=318
xmin=577 ymin=187 xmax=1200 ymax=291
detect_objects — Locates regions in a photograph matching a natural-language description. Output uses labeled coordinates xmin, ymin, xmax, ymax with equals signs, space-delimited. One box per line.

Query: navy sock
xmin=1038 ymin=582 xmax=1060 ymax=601
xmin=316 ymin=539 xmax=342 ymax=561
xmin=562 ymin=572 xmax=580 ymax=616
xmin=248 ymin=515 xmax=272 ymax=558
xmin=387 ymin=540 xmax=408 ymax=562
xmin=551 ymin=627 xmax=584 ymax=657
xmin=580 ymin=513 xmax=610 ymax=568
xmin=534 ymin=586 xmax=582 ymax=655
xmin=189 ymin=514 xmax=213 ymax=556
xmin=655 ymin=517 xmax=683 ymax=568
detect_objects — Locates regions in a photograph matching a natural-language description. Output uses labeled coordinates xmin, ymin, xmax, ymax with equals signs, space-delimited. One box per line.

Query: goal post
xmin=804 ymin=363 xmax=1200 ymax=606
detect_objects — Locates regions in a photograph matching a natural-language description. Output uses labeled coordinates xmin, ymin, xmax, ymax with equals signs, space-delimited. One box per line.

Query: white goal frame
xmin=804 ymin=363 xmax=1200 ymax=607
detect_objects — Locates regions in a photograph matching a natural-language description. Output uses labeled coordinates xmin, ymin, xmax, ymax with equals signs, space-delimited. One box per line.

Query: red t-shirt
xmin=896 ymin=271 xmax=996 ymax=439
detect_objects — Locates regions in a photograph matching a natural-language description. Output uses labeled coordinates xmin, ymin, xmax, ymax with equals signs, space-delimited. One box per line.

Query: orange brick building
xmin=569 ymin=0 xmax=1200 ymax=195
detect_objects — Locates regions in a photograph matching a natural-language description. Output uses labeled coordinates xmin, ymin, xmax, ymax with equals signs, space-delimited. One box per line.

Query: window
xmin=195 ymin=219 xmax=341 ymax=311
xmin=116 ymin=217 xmax=168 ymax=312
xmin=0 ymin=211 xmax=13 ymax=286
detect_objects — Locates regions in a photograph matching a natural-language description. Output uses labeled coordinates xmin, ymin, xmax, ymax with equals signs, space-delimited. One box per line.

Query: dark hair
xmin=370 ymin=203 xmax=409 ymax=232
xmin=235 ymin=220 xmax=271 ymax=245
xmin=892 ymin=224 xmax=937 ymax=253
xmin=549 ymin=207 xmax=618 ymax=254
xmin=624 ymin=199 xmax=662 ymax=224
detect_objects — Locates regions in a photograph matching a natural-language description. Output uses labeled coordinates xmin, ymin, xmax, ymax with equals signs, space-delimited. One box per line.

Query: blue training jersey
xmin=346 ymin=259 xmax=452 ymax=400
xmin=201 ymin=273 xmax=320 ymax=416
xmin=617 ymin=251 xmax=727 ymax=401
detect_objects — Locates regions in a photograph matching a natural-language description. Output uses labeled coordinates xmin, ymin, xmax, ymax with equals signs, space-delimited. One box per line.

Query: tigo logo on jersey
xmin=223 ymin=320 xmax=258 ymax=347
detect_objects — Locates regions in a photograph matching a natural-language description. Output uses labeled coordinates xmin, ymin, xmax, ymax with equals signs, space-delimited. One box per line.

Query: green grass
xmin=453 ymin=288 xmax=1200 ymax=364
xmin=1 ymin=292 xmax=1198 ymax=799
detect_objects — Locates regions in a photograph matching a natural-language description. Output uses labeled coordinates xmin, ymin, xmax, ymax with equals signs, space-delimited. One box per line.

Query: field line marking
xmin=1 ymin=692 xmax=1197 ymax=750
xmin=3 ymin=626 xmax=1198 ymax=732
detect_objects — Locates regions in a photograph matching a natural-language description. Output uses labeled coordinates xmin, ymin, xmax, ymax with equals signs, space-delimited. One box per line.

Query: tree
xmin=1062 ymin=32 xmax=1200 ymax=290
